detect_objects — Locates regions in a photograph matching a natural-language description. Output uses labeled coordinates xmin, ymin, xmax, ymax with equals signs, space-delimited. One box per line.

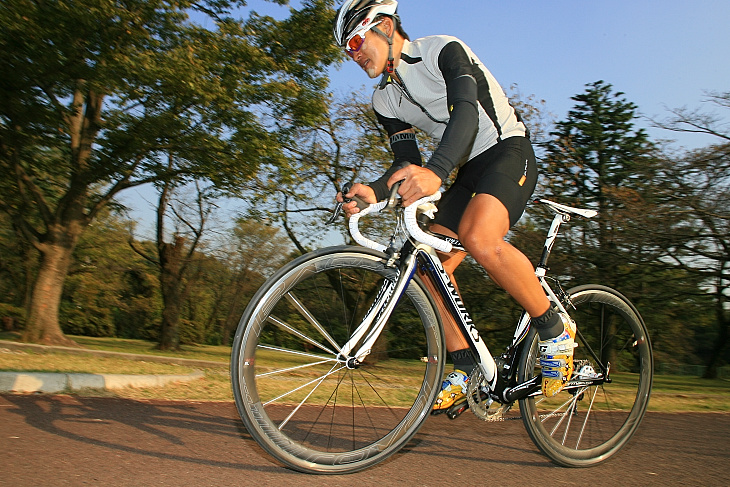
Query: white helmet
xmin=332 ymin=0 xmax=399 ymax=48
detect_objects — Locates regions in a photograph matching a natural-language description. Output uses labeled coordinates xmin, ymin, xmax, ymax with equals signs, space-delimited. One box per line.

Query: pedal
xmin=445 ymin=398 xmax=469 ymax=420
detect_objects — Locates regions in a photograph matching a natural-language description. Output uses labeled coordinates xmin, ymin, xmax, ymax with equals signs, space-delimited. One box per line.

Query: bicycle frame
xmin=342 ymin=194 xmax=605 ymax=403
xmin=231 ymin=191 xmax=651 ymax=473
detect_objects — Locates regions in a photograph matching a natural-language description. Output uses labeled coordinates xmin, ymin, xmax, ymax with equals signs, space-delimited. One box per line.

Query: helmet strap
xmin=371 ymin=25 xmax=395 ymax=74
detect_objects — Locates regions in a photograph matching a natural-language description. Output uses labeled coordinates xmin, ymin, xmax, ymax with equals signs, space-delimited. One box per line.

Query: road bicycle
xmin=230 ymin=186 xmax=653 ymax=474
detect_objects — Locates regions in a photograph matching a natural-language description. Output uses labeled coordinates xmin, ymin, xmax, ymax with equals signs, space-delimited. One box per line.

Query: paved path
xmin=1 ymin=394 xmax=728 ymax=486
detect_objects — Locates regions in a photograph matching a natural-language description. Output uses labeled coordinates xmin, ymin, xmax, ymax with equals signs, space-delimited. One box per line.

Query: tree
xmin=129 ymin=179 xmax=214 ymax=350
xmin=0 ymin=0 xmax=340 ymax=345
xmin=216 ymin=219 xmax=291 ymax=345
xmin=540 ymin=81 xmax=661 ymax=290
xmin=651 ymin=91 xmax=730 ymax=377
xmin=536 ymin=81 xmax=712 ymax=369
xmin=244 ymin=91 xmax=394 ymax=253
xmin=0 ymin=212 xmax=34 ymax=330
xmin=62 ymin=207 xmax=159 ymax=338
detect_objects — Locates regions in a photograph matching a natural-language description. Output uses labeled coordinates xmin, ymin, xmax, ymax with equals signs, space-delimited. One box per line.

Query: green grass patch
xmin=2 ymin=334 xmax=730 ymax=410
xmin=68 ymin=335 xmax=230 ymax=363
xmin=0 ymin=349 xmax=197 ymax=375
xmin=648 ymin=374 xmax=730 ymax=412
xmin=0 ymin=334 xmax=231 ymax=401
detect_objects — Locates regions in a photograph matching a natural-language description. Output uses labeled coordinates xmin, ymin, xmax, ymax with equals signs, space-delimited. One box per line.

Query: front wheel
xmin=518 ymin=284 xmax=653 ymax=467
xmin=230 ymin=246 xmax=445 ymax=474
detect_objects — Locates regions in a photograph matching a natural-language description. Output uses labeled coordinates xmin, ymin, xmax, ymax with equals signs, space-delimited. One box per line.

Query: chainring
xmin=466 ymin=368 xmax=512 ymax=422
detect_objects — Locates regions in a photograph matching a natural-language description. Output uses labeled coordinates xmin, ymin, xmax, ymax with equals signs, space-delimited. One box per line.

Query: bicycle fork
xmin=337 ymin=251 xmax=420 ymax=366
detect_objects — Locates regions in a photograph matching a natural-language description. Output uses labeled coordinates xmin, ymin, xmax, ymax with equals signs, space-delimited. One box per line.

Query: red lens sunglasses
xmin=345 ymin=21 xmax=382 ymax=58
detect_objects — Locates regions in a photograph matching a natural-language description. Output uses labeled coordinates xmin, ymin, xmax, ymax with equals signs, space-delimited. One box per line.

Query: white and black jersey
xmin=370 ymin=35 xmax=528 ymax=200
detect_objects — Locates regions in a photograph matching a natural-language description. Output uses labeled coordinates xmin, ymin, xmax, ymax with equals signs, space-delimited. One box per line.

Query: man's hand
xmin=387 ymin=165 xmax=442 ymax=207
xmin=336 ymin=183 xmax=376 ymax=217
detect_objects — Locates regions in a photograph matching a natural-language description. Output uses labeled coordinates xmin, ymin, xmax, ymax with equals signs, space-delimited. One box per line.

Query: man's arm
xmin=369 ymin=113 xmax=423 ymax=201
xmin=423 ymin=41 xmax=480 ymax=181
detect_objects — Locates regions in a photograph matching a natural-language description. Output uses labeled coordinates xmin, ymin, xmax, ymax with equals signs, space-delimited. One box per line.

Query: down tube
xmin=417 ymin=250 xmax=499 ymax=389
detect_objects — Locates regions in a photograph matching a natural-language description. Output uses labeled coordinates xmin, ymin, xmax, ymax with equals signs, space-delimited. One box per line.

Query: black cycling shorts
xmin=432 ymin=136 xmax=537 ymax=234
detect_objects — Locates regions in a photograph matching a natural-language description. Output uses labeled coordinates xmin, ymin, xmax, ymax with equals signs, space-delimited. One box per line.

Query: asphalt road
xmin=1 ymin=394 xmax=728 ymax=486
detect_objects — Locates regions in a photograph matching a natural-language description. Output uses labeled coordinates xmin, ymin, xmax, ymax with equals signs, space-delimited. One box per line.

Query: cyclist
xmin=333 ymin=0 xmax=576 ymax=406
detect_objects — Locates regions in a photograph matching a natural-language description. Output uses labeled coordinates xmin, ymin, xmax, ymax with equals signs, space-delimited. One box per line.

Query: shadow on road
xmin=2 ymin=394 xmax=730 ymax=486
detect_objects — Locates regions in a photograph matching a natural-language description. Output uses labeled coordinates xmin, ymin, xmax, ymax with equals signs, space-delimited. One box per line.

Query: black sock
xmin=450 ymin=348 xmax=476 ymax=375
xmin=531 ymin=307 xmax=564 ymax=341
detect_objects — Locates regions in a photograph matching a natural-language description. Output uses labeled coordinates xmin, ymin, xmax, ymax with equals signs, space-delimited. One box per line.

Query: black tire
xmin=231 ymin=246 xmax=445 ymax=474
xmin=518 ymin=285 xmax=653 ymax=467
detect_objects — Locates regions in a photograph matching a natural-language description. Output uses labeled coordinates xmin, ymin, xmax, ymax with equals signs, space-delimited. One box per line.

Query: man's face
xmin=347 ymin=23 xmax=389 ymax=78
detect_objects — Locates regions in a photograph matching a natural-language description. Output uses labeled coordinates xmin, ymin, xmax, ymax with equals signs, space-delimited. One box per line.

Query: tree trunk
xmin=221 ymin=276 xmax=247 ymax=347
xmin=158 ymin=237 xmax=185 ymax=351
xmin=702 ymin=288 xmax=729 ymax=379
xmin=15 ymin=85 xmax=101 ymax=346
xmin=21 ymin=242 xmax=78 ymax=347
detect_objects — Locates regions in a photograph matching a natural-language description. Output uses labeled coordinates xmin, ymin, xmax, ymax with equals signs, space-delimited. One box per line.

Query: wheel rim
xmin=234 ymin=251 xmax=443 ymax=469
xmin=522 ymin=288 xmax=652 ymax=462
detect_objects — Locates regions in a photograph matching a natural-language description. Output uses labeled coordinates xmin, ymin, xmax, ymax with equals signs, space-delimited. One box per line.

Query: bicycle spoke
xmin=561 ymin=399 xmax=576 ymax=445
xmin=575 ymin=384 xmax=600 ymax=449
xmin=519 ymin=286 xmax=652 ymax=467
xmin=266 ymin=315 xmax=338 ymax=356
xmin=539 ymin=394 xmax=579 ymax=434
xmin=285 ymin=292 xmax=344 ymax=355
xmin=357 ymin=367 xmax=411 ymax=415
xmin=255 ymin=357 xmax=333 ymax=378
xmin=256 ymin=343 xmax=337 ymax=364
xmin=272 ymin=363 xmax=346 ymax=423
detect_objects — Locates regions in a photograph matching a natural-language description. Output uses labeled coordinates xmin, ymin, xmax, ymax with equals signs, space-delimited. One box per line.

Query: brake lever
xmin=326 ymin=201 xmax=344 ymax=225
xmin=385 ymin=180 xmax=404 ymax=210
xmin=326 ymin=183 xmax=369 ymax=225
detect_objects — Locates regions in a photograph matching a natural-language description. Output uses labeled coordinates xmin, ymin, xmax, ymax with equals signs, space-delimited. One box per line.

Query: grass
xmin=67 ymin=335 xmax=231 ymax=363
xmin=1 ymin=333 xmax=729 ymax=411
xmin=647 ymin=375 xmax=730 ymax=412
xmin=0 ymin=349 xmax=198 ymax=375
xmin=0 ymin=332 xmax=232 ymax=401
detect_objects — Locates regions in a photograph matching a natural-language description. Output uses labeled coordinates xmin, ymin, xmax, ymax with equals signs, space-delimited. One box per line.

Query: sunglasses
xmin=345 ymin=21 xmax=382 ymax=58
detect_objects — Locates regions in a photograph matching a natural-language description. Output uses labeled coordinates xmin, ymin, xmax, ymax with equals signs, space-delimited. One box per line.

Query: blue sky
xmin=327 ymin=0 xmax=730 ymax=149
xmin=123 ymin=0 xmax=730 ymax=233
xmin=197 ymin=0 xmax=730 ymax=148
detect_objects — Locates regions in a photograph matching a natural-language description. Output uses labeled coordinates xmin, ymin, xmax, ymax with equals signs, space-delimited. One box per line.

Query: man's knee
xmin=460 ymin=233 xmax=507 ymax=269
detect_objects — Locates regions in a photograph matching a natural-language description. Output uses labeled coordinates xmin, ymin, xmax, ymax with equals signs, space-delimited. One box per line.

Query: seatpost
xmin=536 ymin=212 xmax=570 ymax=275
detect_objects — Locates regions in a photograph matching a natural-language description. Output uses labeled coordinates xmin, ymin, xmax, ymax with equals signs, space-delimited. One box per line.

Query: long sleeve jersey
xmin=369 ymin=35 xmax=528 ymax=200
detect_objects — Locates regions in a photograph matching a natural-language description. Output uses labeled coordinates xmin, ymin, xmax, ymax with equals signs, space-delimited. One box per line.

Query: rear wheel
xmin=231 ymin=246 xmax=445 ymax=474
xmin=518 ymin=285 xmax=653 ymax=467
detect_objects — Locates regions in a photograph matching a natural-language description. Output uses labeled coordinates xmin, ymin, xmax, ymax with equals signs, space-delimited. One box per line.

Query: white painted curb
xmin=0 ymin=370 xmax=204 ymax=393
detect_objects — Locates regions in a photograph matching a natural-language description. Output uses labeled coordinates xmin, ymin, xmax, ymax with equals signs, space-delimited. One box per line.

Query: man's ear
xmin=382 ymin=17 xmax=394 ymax=37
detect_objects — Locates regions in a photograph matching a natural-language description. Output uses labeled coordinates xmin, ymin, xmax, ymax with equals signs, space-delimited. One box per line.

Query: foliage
xmin=187 ymin=218 xmax=291 ymax=345
xmin=649 ymin=91 xmax=730 ymax=376
xmin=240 ymin=90 xmax=395 ymax=253
xmin=60 ymin=208 xmax=161 ymax=338
xmin=0 ymin=211 xmax=35 ymax=323
xmin=2 ymin=204 xmax=294 ymax=346
xmin=0 ymin=0 xmax=340 ymax=345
